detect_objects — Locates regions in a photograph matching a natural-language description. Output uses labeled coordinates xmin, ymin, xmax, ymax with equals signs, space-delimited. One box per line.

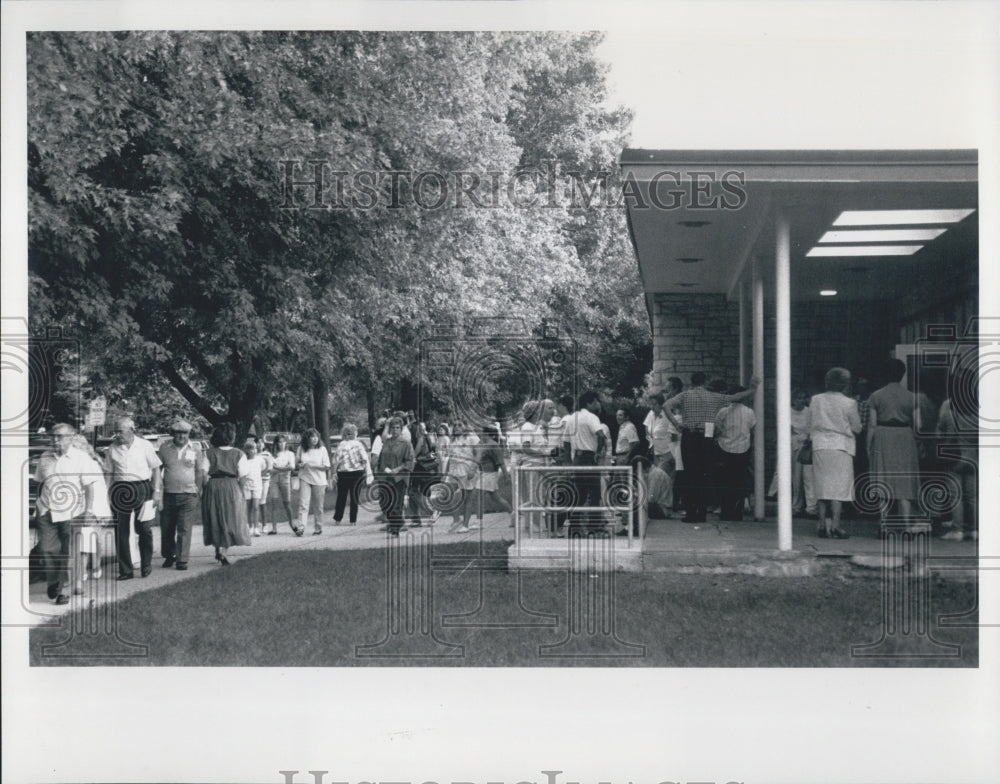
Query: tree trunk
xmin=312 ymin=372 xmax=329 ymax=447
xmin=366 ymin=387 xmax=376 ymax=437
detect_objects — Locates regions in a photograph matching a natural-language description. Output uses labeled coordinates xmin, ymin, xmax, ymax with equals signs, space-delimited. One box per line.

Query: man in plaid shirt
xmin=665 ymin=372 xmax=761 ymax=523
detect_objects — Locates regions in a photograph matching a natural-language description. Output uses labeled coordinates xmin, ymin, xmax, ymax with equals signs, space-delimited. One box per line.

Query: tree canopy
xmin=27 ymin=30 xmax=650 ymax=440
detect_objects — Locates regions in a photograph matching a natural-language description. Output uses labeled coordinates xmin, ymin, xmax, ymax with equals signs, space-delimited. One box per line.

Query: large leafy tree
xmin=27 ymin=31 xmax=646 ymax=440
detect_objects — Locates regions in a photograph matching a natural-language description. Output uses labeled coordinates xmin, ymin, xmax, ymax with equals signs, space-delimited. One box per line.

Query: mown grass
xmin=30 ymin=542 xmax=978 ymax=667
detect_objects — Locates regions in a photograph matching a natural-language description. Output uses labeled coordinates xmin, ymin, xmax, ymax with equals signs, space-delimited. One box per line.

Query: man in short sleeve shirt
xmin=665 ymin=372 xmax=759 ymax=523
xmin=564 ymin=391 xmax=606 ymax=531
xmin=104 ymin=416 xmax=162 ymax=579
xmin=34 ymin=423 xmax=108 ymax=604
xmin=156 ymin=418 xmax=204 ymax=570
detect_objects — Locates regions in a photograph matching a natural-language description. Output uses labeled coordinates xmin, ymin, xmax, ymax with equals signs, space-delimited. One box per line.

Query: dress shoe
xmin=47 ymin=583 xmax=61 ymax=600
xmin=219 ymin=556 xmax=230 ymax=566
xmin=55 ymin=594 xmax=70 ymax=605
xmin=175 ymin=562 xmax=188 ymax=571
xmin=117 ymin=573 xmax=134 ymax=581
xmin=141 ymin=566 xmax=152 ymax=577
xmin=162 ymin=556 xmax=175 ymax=568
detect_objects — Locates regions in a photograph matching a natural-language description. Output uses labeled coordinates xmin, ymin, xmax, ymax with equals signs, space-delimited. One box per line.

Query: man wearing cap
xmin=104 ymin=416 xmax=162 ymax=579
xmin=156 ymin=419 xmax=205 ymax=570
xmin=34 ymin=423 xmax=110 ymax=604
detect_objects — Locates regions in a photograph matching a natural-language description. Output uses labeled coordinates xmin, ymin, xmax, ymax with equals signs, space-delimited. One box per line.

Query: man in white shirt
xmin=104 ymin=416 xmax=162 ymax=580
xmin=614 ymin=409 xmax=639 ymax=461
xmin=156 ymin=418 xmax=204 ymax=570
xmin=714 ymin=389 xmax=757 ymax=521
xmin=563 ymin=391 xmax=607 ymax=531
xmin=34 ymin=423 xmax=109 ymax=604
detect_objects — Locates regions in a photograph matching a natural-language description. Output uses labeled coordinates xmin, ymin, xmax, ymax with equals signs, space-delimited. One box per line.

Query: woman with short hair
xmin=809 ymin=368 xmax=862 ymax=539
xmin=332 ymin=423 xmax=371 ymax=525
xmin=202 ymin=422 xmax=251 ymax=564
xmin=867 ymin=359 xmax=921 ymax=530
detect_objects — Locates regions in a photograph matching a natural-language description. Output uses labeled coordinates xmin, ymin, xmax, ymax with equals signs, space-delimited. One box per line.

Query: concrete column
xmin=776 ymin=214 xmax=793 ymax=551
xmin=739 ymin=277 xmax=749 ymax=386
xmin=752 ymin=256 xmax=765 ymax=522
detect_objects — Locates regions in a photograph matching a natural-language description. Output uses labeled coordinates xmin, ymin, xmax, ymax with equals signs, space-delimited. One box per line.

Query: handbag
xmin=415 ymin=443 xmax=440 ymax=474
xmin=797 ymin=439 xmax=813 ymax=465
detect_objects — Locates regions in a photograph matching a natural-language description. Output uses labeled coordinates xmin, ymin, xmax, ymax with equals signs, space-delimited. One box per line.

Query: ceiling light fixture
xmin=819 ymin=290 xmax=838 ymax=297
xmin=832 ymin=209 xmax=975 ymax=226
xmin=818 ymin=228 xmax=947 ymax=244
xmin=806 ymin=245 xmax=922 ymax=257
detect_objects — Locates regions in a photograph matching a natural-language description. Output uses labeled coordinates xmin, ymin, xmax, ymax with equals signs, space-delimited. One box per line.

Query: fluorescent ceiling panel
xmin=832 ymin=209 xmax=975 ymax=226
xmin=818 ymin=228 xmax=947 ymax=243
xmin=806 ymin=245 xmax=922 ymax=257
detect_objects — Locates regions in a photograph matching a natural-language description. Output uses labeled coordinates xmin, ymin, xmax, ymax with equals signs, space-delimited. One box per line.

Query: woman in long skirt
xmin=202 ymin=422 xmax=251 ymax=564
xmin=867 ymin=358 xmax=921 ymax=528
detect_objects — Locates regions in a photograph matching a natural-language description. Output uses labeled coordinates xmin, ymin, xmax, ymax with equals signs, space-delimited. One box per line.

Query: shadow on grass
xmin=30 ymin=541 xmax=978 ymax=667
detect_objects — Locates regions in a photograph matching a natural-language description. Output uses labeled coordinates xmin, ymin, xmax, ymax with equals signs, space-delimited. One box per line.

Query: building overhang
xmin=620 ymin=149 xmax=978 ymax=319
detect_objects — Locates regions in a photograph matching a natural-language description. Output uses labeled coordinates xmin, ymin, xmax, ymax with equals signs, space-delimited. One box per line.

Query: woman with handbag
xmin=332 ymin=423 xmax=371 ymax=525
xmin=809 ymin=368 xmax=862 ymax=539
xmin=407 ymin=425 xmax=439 ymax=527
xmin=767 ymin=388 xmax=816 ymax=516
xmin=375 ymin=417 xmax=414 ymax=536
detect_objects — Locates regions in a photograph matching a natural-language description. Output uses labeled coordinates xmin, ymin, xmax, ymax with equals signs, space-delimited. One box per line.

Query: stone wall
xmin=650 ymin=293 xmax=740 ymax=390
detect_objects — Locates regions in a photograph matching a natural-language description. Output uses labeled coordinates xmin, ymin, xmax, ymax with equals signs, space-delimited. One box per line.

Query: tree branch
xmin=159 ymin=359 xmax=224 ymax=425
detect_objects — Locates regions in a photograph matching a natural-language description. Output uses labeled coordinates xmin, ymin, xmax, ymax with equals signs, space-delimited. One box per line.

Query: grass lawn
xmin=30 ymin=541 xmax=978 ymax=667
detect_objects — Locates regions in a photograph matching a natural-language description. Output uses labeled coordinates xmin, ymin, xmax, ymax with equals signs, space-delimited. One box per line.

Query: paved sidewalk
xmin=21 ymin=503 xmax=977 ymax=624
xmin=21 ymin=505 xmax=516 ymax=624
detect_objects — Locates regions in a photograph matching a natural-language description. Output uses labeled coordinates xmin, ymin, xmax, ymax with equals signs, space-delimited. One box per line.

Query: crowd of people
xmin=31 ymin=361 xmax=977 ymax=604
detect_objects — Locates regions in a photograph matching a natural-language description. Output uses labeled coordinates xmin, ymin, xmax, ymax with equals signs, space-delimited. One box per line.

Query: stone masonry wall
xmin=650 ymin=294 xmax=740 ymax=390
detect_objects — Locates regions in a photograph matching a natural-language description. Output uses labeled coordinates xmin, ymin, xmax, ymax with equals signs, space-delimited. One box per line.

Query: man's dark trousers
xmin=570 ymin=450 xmax=602 ymax=530
xmin=161 ymin=492 xmax=199 ymax=565
xmin=110 ymin=479 xmax=153 ymax=577
xmin=680 ymin=430 xmax=713 ymax=522
xmin=37 ymin=511 xmax=75 ymax=595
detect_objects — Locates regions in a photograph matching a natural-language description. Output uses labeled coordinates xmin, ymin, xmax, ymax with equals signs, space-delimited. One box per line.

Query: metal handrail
xmin=512 ymin=463 xmax=645 ymax=548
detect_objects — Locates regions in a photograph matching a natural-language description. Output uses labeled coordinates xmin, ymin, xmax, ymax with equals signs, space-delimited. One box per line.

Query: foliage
xmin=27 ymin=31 xmax=650 ymax=438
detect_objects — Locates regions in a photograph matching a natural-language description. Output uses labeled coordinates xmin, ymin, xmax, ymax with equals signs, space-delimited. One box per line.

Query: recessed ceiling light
xmin=677 ymin=220 xmax=711 ymax=228
xmin=819 ymin=228 xmax=947 ymax=243
xmin=832 ymin=209 xmax=974 ymax=226
xmin=806 ymin=245 xmax=922 ymax=257
xmin=820 ymin=290 xmax=838 ymax=297
xmin=676 ymin=257 xmax=702 ymax=264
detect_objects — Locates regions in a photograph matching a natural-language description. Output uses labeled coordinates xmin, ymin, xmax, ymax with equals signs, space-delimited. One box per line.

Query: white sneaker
xmin=467 ymin=522 xmax=481 ymax=530
xmin=452 ymin=525 xmax=470 ymax=533
xmin=940 ymin=529 xmax=965 ymax=541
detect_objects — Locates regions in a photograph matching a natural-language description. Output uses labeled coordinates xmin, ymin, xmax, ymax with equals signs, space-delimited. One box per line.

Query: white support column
xmin=739 ymin=277 xmax=748 ymax=386
xmin=752 ymin=256 xmax=765 ymax=522
xmin=775 ymin=214 xmax=793 ymax=551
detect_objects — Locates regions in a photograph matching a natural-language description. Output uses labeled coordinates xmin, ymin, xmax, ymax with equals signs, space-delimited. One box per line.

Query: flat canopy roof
xmin=620 ymin=148 xmax=978 ymax=306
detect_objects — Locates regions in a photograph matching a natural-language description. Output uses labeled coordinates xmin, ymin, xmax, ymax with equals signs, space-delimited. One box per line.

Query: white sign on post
xmin=87 ymin=397 xmax=107 ymax=427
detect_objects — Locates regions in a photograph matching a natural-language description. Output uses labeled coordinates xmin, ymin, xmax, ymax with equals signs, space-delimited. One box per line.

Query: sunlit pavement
xmin=20 ymin=504 xmax=977 ymax=624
